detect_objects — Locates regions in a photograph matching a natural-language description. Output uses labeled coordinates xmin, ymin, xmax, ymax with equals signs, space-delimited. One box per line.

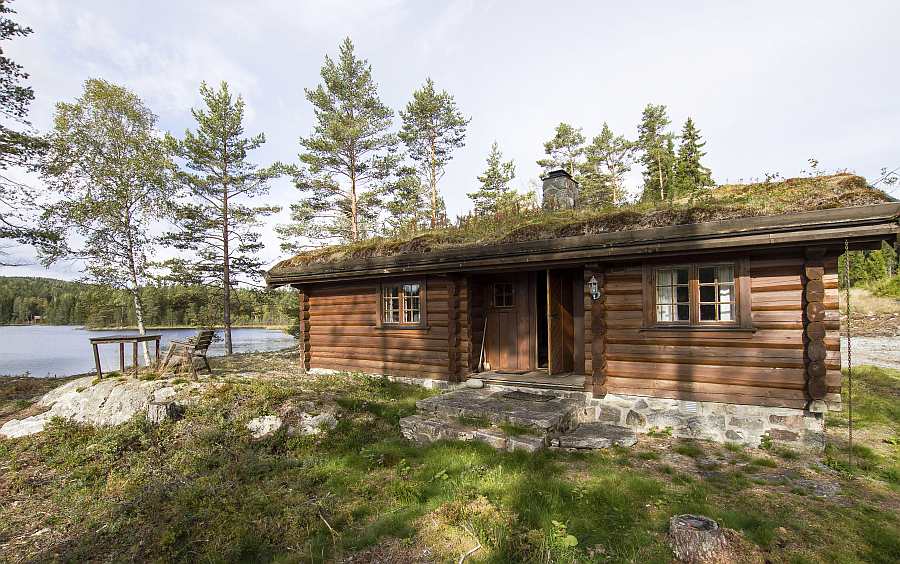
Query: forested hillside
xmin=0 ymin=277 xmax=296 ymax=328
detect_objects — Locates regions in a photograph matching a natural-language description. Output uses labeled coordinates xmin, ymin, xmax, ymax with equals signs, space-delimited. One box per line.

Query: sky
xmin=3 ymin=0 xmax=899 ymax=280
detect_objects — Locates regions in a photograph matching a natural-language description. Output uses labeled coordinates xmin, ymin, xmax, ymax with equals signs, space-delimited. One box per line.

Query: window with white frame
xmin=381 ymin=282 xmax=423 ymax=326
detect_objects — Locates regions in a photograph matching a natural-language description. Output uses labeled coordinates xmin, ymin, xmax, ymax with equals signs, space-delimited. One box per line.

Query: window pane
xmin=719 ymin=303 xmax=733 ymax=321
xmin=657 ymin=304 xmax=673 ymax=322
xmin=718 ymin=284 xmax=733 ymax=303
xmin=677 ymin=304 xmax=690 ymax=321
xmin=403 ymin=284 xmax=420 ymax=296
xmin=383 ymin=286 xmax=400 ymax=323
xmin=676 ymin=285 xmax=689 ymax=303
xmin=718 ymin=265 xmax=734 ymax=283
xmin=656 ymin=285 xmax=672 ymax=305
xmin=700 ymin=304 xmax=716 ymax=321
xmin=699 ymin=267 xmax=715 ymax=284
xmin=700 ymin=285 xmax=715 ymax=302
xmin=675 ymin=268 xmax=689 ymax=285
xmin=658 ymin=270 xmax=672 ymax=286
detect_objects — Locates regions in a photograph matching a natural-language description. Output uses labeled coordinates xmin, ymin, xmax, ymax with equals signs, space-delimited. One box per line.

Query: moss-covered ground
xmin=1 ymin=352 xmax=898 ymax=563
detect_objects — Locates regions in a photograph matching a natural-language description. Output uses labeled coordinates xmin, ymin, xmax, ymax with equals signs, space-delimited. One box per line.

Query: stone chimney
xmin=541 ymin=169 xmax=579 ymax=209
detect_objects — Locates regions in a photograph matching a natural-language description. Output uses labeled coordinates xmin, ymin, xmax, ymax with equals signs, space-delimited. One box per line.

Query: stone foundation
xmin=592 ymin=393 xmax=825 ymax=451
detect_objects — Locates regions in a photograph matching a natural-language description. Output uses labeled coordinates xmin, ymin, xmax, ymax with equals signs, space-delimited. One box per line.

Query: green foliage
xmin=0 ymin=276 xmax=296 ymax=328
xmin=636 ymin=103 xmax=676 ymax=201
xmin=0 ymin=0 xmax=55 ymax=259
xmin=673 ymin=441 xmax=704 ymax=458
xmin=536 ymin=122 xmax=585 ymax=177
xmin=840 ymin=241 xmax=899 ymax=289
xmin=672 ymin=117 xmax=714 ymax=201
xmin=398 ymin=77 xmax=469 ymax=229
xmin=467 ymin=141 xmax=520 ymax=215
xmin=280 ymin=37 xmax=398 ymax=248
xmin=165 ymin=81 xmax=282 ymax=354
xmin=579 ymin=122 xmax=633 ymax=207
xmin=41 ymin=79 xmax=176 ymax=359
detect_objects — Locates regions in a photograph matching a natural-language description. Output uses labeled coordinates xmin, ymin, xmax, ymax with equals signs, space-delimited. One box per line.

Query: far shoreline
xmin=0 ymin=324 xmax=291 ymax=331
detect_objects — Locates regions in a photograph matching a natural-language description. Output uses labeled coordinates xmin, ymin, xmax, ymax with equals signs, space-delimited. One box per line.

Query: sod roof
xmin=270 ymin=173 xmax=894 ymax=274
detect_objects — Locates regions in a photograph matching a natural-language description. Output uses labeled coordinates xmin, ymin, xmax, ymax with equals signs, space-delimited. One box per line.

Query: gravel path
xmin=841 ymin=336 xmax=900 ymax=370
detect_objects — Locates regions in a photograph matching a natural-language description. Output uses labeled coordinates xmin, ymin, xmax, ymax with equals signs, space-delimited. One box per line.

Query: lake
xmin=0 ymin=325 xmax=297 ymax=378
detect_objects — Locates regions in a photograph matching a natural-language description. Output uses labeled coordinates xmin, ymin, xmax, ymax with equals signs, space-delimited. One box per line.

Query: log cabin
xmin=267 ymin=173 xmax=900 ymax=448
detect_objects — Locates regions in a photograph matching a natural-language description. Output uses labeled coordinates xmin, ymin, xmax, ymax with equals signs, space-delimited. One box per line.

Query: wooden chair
xmin=159 ymin=329 xmax=215 ymax=379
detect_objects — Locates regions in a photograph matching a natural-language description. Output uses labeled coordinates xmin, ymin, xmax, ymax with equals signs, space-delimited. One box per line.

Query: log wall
xmin=600 ymin=251 xmax=841 ymax=409
xmin=305 ymin=275 xmax=463 ymax=380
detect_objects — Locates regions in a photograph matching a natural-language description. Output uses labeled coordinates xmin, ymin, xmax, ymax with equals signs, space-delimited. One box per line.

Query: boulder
xmin=464 ymin=378 xmax=484 ymax=389
xmin=247 ymin=415 xmax=283 ymax=439
xmin=290 ymin=412 xmax=338 ymax=436
xmin=1 ymin=376 xmax=174 ymax=439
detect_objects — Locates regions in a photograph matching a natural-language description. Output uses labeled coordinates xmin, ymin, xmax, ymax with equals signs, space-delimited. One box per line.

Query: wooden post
xmin=804 ymin=247 xmax=828 ymax=401
xmin=119 ymin=342 xmax=125 ymax=372
xmin=155 ymin=338 xmax=161 ymax=366
xmin=92 ymin=342 xmax=103 ymax=379
xmin=586 ymin=265 xmax=607 ymax=397
xmin=133 ymin=341 xmax=139 ymax=374
xmin=447 ymin=277 xmax=460 ymax=382
xmin=296 ymin=286 xmax=311 ymax=373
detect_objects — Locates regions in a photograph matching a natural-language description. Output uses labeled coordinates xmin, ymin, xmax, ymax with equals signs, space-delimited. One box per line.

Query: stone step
xmin=549 ymin=422 xmax=638 ymax=450
xmin=400 ymin=414 xmax=547 ymax=453
xmin=414 ymin=388 xmax=588 ymax=433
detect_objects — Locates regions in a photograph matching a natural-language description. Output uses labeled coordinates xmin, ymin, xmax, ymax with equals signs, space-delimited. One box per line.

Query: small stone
xmin=625 ymin=409 xmax=646 ymax=427
xmin=552 ymin=423 xmax=637 ymax=449
xmin=293 ymin=412 xmax=338 ymax=436
xmin=465 ymin=378 xmax=484 ymax=389
xmin=247 ymin=415 xmax=283 ymax=439
xmin=507 ymin=434 xmax=545 ymax=452
xmin=597 ymin=405 xmax=621 ymax=422
xmin=725 ymin=430 xmax=743 ymax=441
xmin=767 ymin=429 xmax=799 ymax=442
xmin=633 ymin=399 xmax=649 ymax=410
xmin=807 ymin=400 xmax=828 ymax=413
xmin=472 ymin=428 xmax=507 ymax=450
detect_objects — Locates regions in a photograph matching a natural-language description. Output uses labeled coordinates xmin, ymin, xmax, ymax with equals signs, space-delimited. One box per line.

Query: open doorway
xmin=535 ymin=272 xmax=548 ymax=368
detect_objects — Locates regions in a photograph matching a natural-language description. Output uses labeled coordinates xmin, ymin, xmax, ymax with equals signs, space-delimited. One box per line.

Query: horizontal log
xmin=604 ymin=383 xmax=810 ymax=409
xmin=309 ymin=326 xmax=449 ymax=338
xmin=309 ymin=335 xmax=448 ymax=350
xmin=310 ymin=361 xmax=449 ymax=380
xmin=607 ymin=352 xmax=807 ymax=369
xmin=313 ymin=349 xmax=449 ymax=367
xmin=310 ymin=357 xmax=449 ymax=375
xmin=607 ymin=360 xmax=807 ymax=387
xmin=604 ymin=376 xmax=808 ymax=400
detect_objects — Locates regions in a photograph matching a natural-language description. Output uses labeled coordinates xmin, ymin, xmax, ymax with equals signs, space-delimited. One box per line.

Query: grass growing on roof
xmin=272 ymin=174 xmax=891 ymax=269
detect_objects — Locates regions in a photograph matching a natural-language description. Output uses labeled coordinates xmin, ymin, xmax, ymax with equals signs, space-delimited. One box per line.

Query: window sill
xmin=375 ymin=325 xmax=430 ymax=332
xmin=640 ymin=326 xmax=756 ymax=338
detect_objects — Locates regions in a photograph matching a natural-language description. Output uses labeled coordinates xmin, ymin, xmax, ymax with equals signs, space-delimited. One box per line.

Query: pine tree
xmin=536 ymin=122 xmax=585 ymax=177
xmin=279 ymin=37 xmax=398 ymax=250
xmin=398 ymin=77 xmax=469 ymax=229
xmin=672 ymin=117 xmax=713 ymax=200
xmin=636 ymin=104 xmax=675 ymax=201
xmin=165 ymin=81 xmax=282 ymax=355
xmin=382 ymin=165 xmax=432 ymax=235
xmin=579 ymin=123 xmax=633 ymax=207
xmin=0 ymin=0 xmax=56 ymax=264
xmin=42 ymin=79 xmax=176 ymax=363
xmin=468 ymin=142 xmax=516 ymax=215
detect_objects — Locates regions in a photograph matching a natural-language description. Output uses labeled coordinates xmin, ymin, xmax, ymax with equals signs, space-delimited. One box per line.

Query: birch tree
xmin=165 ymin=81 xmax=281 ymax=356
xmin=42 ymin=79 xmax=175 ymax=363
xmin=398 ymin=78 xmax=469 ymax=229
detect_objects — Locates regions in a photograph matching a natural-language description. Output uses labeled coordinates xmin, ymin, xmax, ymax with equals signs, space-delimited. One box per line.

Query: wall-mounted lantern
xmin=588 ymin=275 xmax=601 ymax=301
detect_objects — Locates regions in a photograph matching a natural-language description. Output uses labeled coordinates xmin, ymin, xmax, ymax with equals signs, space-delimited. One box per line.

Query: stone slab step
xmin=549 ymin=423 xmax=638 ymax=450
xmin=414 ymin=388 xmax=586 ymax=433
xmin=400 ymin=414 xmax=547 ymax=453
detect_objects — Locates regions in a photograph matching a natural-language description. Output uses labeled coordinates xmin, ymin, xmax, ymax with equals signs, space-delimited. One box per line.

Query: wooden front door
xmin=484 ymin=274 xmax=533 ymax=372
xmin=547 ymin=269 xmax=575 ymax=374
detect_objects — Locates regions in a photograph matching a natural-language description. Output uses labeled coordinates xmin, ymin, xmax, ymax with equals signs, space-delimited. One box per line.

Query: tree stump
xmin=668 ymin=514 xmax=726 ymax=563
xmin=146 ymin=401 xmax=184 ymax=425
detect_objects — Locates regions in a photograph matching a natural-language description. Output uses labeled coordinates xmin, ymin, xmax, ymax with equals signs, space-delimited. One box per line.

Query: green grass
xmin=2 ymin=357 xmax=900 ymax=562
xmin=499 ymin=422 xmax=540 ymax=437
xmin=456 ymin=414 xmax=492 ymax=428
xmin=274 ymin=174 xmax=890 ymax=269
xmin=827 ymin=365 xmax=900 ymax=431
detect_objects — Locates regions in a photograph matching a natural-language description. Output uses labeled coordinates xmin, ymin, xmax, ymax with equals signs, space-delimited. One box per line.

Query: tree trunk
xmin=350 ymin=157 xmax=359 ymax=241
xmin=125 ymin=229 xmax=151 ymax=365
xmin=657 ymin=151 xmax=665 ymax=201
xmin=223 ymin=188 xmax=233 ymax=355
xmin=429 ymin=137 xmax=437 ymax=229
